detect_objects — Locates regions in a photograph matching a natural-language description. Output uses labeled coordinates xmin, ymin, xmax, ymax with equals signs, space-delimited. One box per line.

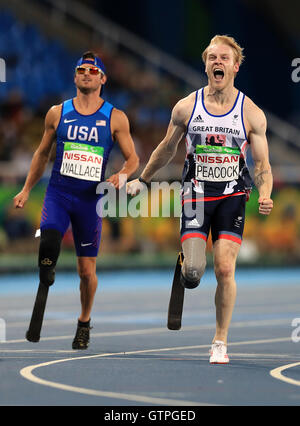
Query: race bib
xmin=195 ymin=145 xmax=240 ymax=182
xmin=60 ymin=142 xmax=104 ymax=182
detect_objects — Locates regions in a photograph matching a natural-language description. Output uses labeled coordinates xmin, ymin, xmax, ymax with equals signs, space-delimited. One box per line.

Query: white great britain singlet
xmin=182 ymin=88 xmax=253 ymax=197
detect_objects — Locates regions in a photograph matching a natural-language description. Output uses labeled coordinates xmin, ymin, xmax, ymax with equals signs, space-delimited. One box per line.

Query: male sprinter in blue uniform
xmin=128 ymin=36 xmax=273 ymax=363
xmin=14 ymin=51 xmax=139 ymax=349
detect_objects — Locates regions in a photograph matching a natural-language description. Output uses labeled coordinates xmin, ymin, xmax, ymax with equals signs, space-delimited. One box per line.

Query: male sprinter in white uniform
xmin=14 ymin=51 xmax=139 ymax=349
xmin=127 ymin=36 xmax=273 ymax=363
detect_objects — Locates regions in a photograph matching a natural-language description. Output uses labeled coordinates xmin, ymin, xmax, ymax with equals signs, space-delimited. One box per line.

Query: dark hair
xmin=82 ymin=51 xmax=97 ymax=60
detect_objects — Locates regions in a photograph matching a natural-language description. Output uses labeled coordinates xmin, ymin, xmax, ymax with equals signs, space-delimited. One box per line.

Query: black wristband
xmin=138 ymin=177 xmax=151 ymax=188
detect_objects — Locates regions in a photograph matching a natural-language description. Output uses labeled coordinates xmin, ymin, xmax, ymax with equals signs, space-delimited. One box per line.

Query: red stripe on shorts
xmin=181 ymin=232 xmax=207 ymax=243
xmin=218 ymin=234 xmax=242 ymax=245
xmin=182 ymin=192 xmax=245 ymax=205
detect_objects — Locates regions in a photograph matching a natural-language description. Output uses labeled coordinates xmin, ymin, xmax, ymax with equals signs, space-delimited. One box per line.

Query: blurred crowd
xmin=0 ymin=53 xmax=189 ymax=185
xmin=0 ymin=9 xmax=189 ymax=183
xmin=0 ymin=10 xmax=188 ymax=260
xmin=1 ymin=9 xmax=300 ymax=266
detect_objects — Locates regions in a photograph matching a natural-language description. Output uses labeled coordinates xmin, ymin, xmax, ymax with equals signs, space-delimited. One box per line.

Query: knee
xmin=181 ymin=260 xmax=206 ymax=289
xmin=78 ymin=267 xmax=96 ymax=284
xmin=183 ymin=262 xmax=206 ymax=283
xmin=214 ymin=262 xmax=235 ymax=282
xmin=38 ymin=228 xmax=62 ymax=287
xmin=39 ymin=266 xmax=55 ymax=287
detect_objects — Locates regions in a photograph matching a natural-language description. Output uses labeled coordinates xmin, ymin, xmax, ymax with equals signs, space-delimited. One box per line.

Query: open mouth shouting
xmin=213 ymin=68 xmax=225 ymax=81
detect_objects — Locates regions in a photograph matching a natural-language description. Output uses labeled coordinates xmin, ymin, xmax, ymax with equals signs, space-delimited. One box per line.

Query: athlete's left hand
xmin=106 ymin=173 xmax=127 ymax=189
xmin=258 ymin=197 xmax=273 ymax=215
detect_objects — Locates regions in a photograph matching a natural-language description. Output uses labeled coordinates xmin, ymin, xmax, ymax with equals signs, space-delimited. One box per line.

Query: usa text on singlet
xmin=48 ymin=99 xmax=115 ymax=196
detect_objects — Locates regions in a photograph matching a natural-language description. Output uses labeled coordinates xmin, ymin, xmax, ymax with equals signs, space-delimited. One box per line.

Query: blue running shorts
xmin=40 ymin=187 xmax=102 ymax=257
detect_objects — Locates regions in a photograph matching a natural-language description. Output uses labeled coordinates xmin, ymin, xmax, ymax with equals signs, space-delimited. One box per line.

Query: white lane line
xmin=2 ymin=326 xmax=196 ymax=344
xmin=2 ymin=318 xmax=291 ymax=344
xmin=173 ymin=352 xmax=296 ymax=359
xmin=20 ymin=347 xmax=216 ymax=406
xmin=270 ymin=362 xmax=300 ymax=387
xmin=228 ymin=337 xmax=291 ymax=346
xmin=0 ymin=350 xmax=78 ymax=353
xmin=3 ymin=316 xmax=296 ymax=330
xmin=20 ymin=337 xmax=292 ymax=405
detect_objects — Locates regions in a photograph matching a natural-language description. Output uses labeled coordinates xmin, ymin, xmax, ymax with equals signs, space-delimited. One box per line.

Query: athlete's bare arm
xmin=127 ymin=92 xmax=196 ymax=195
xmin=107 ymin=108 xmax=139 ymax=189
xmin=13 ymin=105 xmax=61 ymax=208
xmin=244 ymin=97 xmax=273 ymax=215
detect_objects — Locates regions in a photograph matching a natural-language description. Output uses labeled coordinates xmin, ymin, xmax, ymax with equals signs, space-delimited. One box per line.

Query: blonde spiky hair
xmin=202 ymin=35 xmax=245 ymax=66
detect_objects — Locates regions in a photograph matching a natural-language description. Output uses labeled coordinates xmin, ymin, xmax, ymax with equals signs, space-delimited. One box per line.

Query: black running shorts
xmin=180 ymin=192 xmax=246 ymax=245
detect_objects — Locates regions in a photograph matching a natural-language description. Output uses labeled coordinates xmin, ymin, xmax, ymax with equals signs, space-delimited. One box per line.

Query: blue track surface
xmin=0 ymin=267 xmax=300 ymax=407
xmin=1 ymin=267 xmax=300 ymax=294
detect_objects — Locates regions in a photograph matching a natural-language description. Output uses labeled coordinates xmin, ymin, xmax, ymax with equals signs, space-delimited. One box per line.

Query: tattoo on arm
xmin=254 ymin=170 xmax=269 ymax=188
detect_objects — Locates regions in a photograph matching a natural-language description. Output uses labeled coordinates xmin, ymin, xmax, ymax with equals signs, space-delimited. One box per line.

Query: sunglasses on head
xmin=76 ymin=66 xmax=102 ymax=76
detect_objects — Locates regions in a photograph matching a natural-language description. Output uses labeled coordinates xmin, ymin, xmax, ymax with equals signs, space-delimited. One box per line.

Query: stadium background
xmin=0 ymin=0 xmax=299 ymax=273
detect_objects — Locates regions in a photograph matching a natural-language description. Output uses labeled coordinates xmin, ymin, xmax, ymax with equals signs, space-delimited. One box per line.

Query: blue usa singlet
xmin=49 ymin=98 xmax=115 ymax=197
xmin=40 ymin=98 xmax=115 ymax=257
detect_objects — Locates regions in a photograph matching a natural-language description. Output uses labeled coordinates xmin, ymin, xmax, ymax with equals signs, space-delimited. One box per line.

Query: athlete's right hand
xmin=126 ymin=179 xmax=147 ymax=196
xmin=13 ymin=190 xmax=29 ymax=209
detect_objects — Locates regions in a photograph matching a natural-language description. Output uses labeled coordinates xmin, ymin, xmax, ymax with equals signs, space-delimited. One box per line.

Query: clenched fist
xmin=258 ymin=197 xmax=273 ymax=215
xmin=13 ymin=189 xmax=30 ymax=209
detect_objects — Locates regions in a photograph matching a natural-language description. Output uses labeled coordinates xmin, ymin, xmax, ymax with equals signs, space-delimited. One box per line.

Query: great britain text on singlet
xmin=191 ymin=125 xmax=241 ymax=136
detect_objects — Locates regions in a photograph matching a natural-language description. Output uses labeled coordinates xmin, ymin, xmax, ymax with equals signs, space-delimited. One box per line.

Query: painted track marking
xmin=3 ymin=318 xmax=291 ymax=344
xmin=20 ymin=336 xmax=293 ymax=405
xmin=270 ymin=362 xmax=300 ymax=386
xmin=20 ymin=347 xmax=215 ymax=406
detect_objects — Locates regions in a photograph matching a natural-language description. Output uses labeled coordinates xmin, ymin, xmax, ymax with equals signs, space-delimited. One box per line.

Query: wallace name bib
xmin=60 ymin=142 xmax=104 ymax=182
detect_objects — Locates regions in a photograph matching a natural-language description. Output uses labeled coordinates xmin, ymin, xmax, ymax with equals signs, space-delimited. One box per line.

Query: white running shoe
xmin=209 ymin=340 xmax=229 ymax=364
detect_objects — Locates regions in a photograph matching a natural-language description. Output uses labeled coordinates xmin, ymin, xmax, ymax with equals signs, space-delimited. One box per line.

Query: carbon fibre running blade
xmin=167 ymin=252 xmax=185 ymax=330
xmin=26 ymin=283 xmax=49 ymax=342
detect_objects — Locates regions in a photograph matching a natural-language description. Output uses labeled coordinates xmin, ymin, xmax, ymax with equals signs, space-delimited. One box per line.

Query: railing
xmin=40 ymin=0 xmax=300 ymax=153
xmin=266 ymin=111 xmax=300 ymax=150
xmin=3 ymin=0 xmax=300 ymax=155
xmin=40 ymin=0 xmax=206 ymax=89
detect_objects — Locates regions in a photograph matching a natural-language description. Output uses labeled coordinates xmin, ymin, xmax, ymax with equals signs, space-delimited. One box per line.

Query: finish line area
xmin=0 ymin=268 xmax=300 ymax=406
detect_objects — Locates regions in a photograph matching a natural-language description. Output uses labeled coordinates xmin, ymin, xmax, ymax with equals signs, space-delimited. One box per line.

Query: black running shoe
xmin=72 ymin=323 xmax=92 ymax=350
